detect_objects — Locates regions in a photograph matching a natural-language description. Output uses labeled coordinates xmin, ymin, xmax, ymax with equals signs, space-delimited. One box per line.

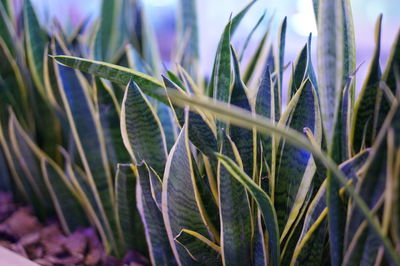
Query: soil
xmin=0 ymin=192 xmax=149 ymax=266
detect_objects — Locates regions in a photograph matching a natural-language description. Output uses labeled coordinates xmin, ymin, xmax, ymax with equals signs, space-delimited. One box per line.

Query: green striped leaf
xmin=94 ymin=0 xmax=126 ymax=62
xmin=344 ymin=105 xmax=400 ymax=266
xmin=0 ymin=142 xmax=11 ymax=191
xmin=162 ymin=123 xmax=210 ymax=265
xmin=253 ymin=211 xmax=267 ymax=266
xmin=255 ymin=65 xmax=275 ymax=170
xmin=163 ymin=76 xmax=218 ymax=160
xmin=317 ymin=0 xmax=355 ymax=144
xmin=41 ymin=158 xmax=89 ymax=234
xmin=217 ymin=154 xmax=280 ymax=266
xmin=0 ymin=1 xmax=15 ymax=56
xmin=288 ymin=34 xmax=317 ymax=101
xmin=275 ymin=79 xmax=322 ymax=233
xmin=351 ymin=15 xmax=382 ymax=153
xmin=121 ymin=80 xmax=167 ymax=176
xmin=24 ymin=0 xmax=47 ymax=97
xmin=95 ymin=78 xmax=130 ymax=171
xmin=207 ymin=1 xmax=255 ymax=99
xmin=290 ymin=149 xmax=370 ymax=265
xmin=175 ymin=229 xmax=221 ymax=265
xmin=52 ymin=56 xmax=166 ymax=103
xmin=275 ymin=17 xmax=286 ymax=119
xmin=115 ymin=164 xmax=146 ymax=253
xmin=243 ymin=15 xmax=270 ymax=85
xmin=230 ymin=46 xmax=254 ymax=176
xmin=177 ymin=0 xmax=199 ymax=79
xmin=218 ymin=133 xmax=252 ymax=265
xmin=375 ymin=28 xmax=400 ymax=133
xmin=161 ymin=88 xmax=400 ymax=264
xmin=8 ymin=114 xmax=51 ymax=219
xmin=55 ymin=59 xmax=117 ymax=252
xmin=136 ymin=163 xmax=177 ymax=265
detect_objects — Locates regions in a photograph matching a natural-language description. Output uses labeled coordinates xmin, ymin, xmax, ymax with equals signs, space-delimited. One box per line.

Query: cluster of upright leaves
xmin=1 ymin=0 xmax=400 ymax=265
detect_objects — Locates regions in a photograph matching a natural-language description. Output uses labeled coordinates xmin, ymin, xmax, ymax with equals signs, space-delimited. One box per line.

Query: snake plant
xmin=1 ymin=0 xmax=399 ymax=265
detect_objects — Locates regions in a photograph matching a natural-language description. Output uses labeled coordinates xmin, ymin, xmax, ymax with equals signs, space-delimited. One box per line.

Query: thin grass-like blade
xmin=121 ymin=80 xmax=167 ymax=175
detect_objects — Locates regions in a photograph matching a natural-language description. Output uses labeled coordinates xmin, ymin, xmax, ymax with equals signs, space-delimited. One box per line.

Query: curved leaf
xmin=121 ymin=80 xmax=167 ymax=175
xmin=175 ymin=229 xmax=221 ymax=265
xmin=218 ymin=133 xmax=252 ymax=265
xmin=162 ymin=123 xmax=210 ymax=265
xmin=217 ymin=153 xmax=280 ymax=266
xmin=136 ymin=163 xmax=177 ymax=265
xmin=115 ymin=164 xmax=146 ymax=253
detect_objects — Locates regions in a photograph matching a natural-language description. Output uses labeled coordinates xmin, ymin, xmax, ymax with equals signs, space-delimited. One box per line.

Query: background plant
xmin=1 ymin=0 xmax=400 ymax=265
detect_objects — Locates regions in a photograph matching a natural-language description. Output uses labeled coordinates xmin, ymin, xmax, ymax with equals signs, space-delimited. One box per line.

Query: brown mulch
xmin=0 ymin=192 xmax=149 ymax=266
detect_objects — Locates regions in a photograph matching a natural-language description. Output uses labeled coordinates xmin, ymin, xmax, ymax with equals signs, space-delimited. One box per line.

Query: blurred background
xmin=29 ymin=0 xmax=400 ymax=93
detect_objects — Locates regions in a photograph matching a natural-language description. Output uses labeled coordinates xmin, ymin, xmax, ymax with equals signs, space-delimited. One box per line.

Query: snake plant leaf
xmin=175 ymin=229 xmax=221 ymax=265
xmin=162 ymin=75 xmax=218 ymax=160
xmin=217 ymin=153 xmax=280 ymax=266
xmin=291 ymin=149 xmax=370 ymax=265
xmin=115 ymin=164 xmax=146 ymax=253
xmin=148 ymin=166 xmax=163 ymax=211
xmin=275 ymin=17 xmax=286 ymax=117
xmin=162 ymin=123 xmax=211 ymax=265
xmin=0 ymin=118 xmax=30 ymax=202
xmin=95 ymin=78 xmax=130 ymax=172
xmin=207 ymin=1 xmax=256 ymax=99
xmin=344 ymin=105 xmax=400 ymax=265
xmin=243 ymin=17 xmax=270 ymax=85
xmin=275 ymin=79 xmax=322 ymax=233
xmin=0 ymin=143 xmax=11 ymax=191
xmin=351 ymin=15 xmax=382 ymax=153
xmin=253 ymin=211 xmax=267 ymax=266
xmin=0 ymin=38 xmax=29 ymax=125
xmin=288 ymin=34 xmax=318 ymax=101
xmin=240 ymin=11 xmax=266 ymax=62
xmin=8 ymin=114 xmax=51 ymax=219
xmin=163 ymin=88 xmax=400 ymax=263
xmin=0 ymin=1 xmax=15 ymax=56
xmin=136 ymin=163 xmax=177 ymax=265
xmin=317 ymin=0 xmax=356 ymax=144
xmin=177 ymin=0 xmax=199 ymax=80
xmin=24 ymin=0 xmax=47 ymax=97
xmin=55 ymin=58 xmax=117 ymax=250
xmin=94 ymin=0 xmax=126 ymax=62
xmin=41 ymin=158 xmax=89 ymax=234
xmin=218 ymin=133 xmax=252 ymax=265
xmin=121 ymin=80 xmax=168 ymax=175
xmin=375 ymin=28 xmax=400 ymax=133
xmin=230 ymin=46 xmax=254 ymax=176
xmin=156 ymin=101 xmax=178 ymax=152
xmin=255 ymin=65 xmax=274 ymax=169
xmin=52 ymin=56 xmax=167 ymax=103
